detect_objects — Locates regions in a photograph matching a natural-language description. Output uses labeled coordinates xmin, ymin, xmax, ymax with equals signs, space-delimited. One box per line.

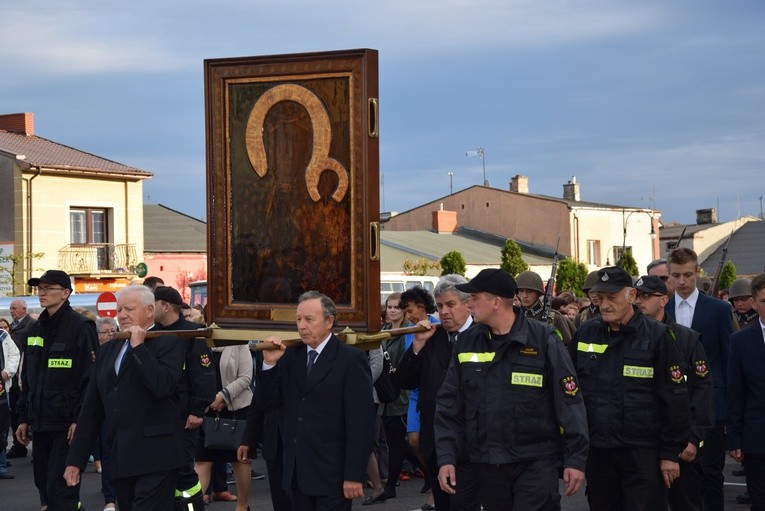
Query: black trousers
xmin=266 ymin=435 xmax=291 ymax=511
xmin=746 ymin=453 xmax=765 ymax=511
xmin=176 ymin=426 xmax=202 ymax=496
xmin=586 ymin=446 xmax=666 ymax=511
xmin=451 ymin=459 xmax=562 ymax=511
xmin=114 ymin=469 xmax=178 ymax=511
xmin=668 ymin=459 xmax=702 ymax=511
xmin=381 ymin=414 xmax=407 ymax=495
xmin=700 ymin=422 xmax=726 ymax=511
xmin=290 ymin=471 xmax=350 ymax=511
xmin=32 ymin=429 xmax=81 ymax=511
xmin=423 ymin=451 xmax=451 ymax=511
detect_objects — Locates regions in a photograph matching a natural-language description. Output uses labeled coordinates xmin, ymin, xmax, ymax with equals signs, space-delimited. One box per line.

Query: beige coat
xmin=215 ymin=345 xmax=253 ymax=411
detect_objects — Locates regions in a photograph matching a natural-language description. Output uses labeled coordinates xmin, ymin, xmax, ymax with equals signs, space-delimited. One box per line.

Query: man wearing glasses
xmin=16 ymin=270 xmax=98 ymax=511
xmin=634 ymin=275 xmax=714 ymax=511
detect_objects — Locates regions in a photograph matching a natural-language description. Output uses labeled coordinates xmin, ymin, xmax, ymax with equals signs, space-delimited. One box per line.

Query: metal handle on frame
xmin=368 ymin=98 xmax=379 ymax=138
xmin=370 ymin=222 xmax=380 ymax=261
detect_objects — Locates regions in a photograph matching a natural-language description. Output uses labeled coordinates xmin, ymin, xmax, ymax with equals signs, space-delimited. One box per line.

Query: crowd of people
xmin=1 ymin=245 xmax=764 ymax=511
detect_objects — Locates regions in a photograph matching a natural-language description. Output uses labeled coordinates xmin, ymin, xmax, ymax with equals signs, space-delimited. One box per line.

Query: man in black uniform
xmin=15 ymin=270 xmax=98 ymax=511
xmin=728 ymin=278 xmax=759 ymax=329
xmin=634 ymin=275 xmax=714 ymax=511
xmin=574 ymin=271 xmax=601 ymax=328
xmin=153 ymin=285 xmax=216 ymax=511
xmin=515 ymin=270 xmax=576 ymax=344
xmin=573 ymin=266 xmax=691 ymax=510
xmin=435 ymin=269 xmax=589 ymax=510
xmin=396 ymin=274 xmax=477 ymax=511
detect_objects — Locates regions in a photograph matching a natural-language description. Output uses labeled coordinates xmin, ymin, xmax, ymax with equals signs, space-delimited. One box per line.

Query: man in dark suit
xmin=395 ymin=274 xmax=476 ymax=511
xmin=255 ymin=290 xmax=374 ymax=511
xmin=665 ymin=248 xmax=734 ymax=511
xmin=64 ymin=285 xmax=187 ymax=511
xmin=7 ymin=298 xmax=37 ymax=459
xmin=728 ymin=272 xmax=765 ymax=510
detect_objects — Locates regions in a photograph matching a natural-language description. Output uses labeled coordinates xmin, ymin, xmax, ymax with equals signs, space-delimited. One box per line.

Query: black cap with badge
xmin=153 ymin=286 xmax=184 ymax=306
xmin=455 ymin=268 xmax=518 ymax=298
xmin=634 ymin=275 xmax=668 ymax=296
xmin=27 ymin=269 xmax=73 ymax=290
xmin=590 ymin=266 xmax=633 ymax=293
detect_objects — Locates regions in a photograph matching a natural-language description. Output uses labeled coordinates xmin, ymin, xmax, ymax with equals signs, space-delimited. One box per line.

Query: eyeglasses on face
xmin=636 ymin=292 xmax=665 ymax=300
xmin=37 ymin=286 xmax=66 ymax=294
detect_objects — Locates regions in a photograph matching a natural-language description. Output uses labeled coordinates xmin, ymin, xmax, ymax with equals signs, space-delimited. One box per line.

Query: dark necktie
xmin=10 ymin=320 xmax=19 ymax=331
xmin=119 ymin=341 xmax=132 ymax=373
xmin=448 ymin=331 xmax=458 ymax=344
xmin=307 ymin=350 xmax=318 ymax=375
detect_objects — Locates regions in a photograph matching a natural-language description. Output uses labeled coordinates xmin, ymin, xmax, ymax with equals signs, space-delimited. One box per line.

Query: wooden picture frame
xmin=204 ymin=49 xmax=380 ymax=334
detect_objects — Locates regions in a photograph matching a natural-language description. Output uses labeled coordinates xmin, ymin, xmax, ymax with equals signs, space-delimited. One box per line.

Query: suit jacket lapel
xmin=293 ymin=344 xmax=309 ymax=395
xmin=691 ymin=294 xmax=707 ymax=331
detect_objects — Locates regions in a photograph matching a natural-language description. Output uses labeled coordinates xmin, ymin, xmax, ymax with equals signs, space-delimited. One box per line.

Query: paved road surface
xmin=0 ymin=447 xmax=751 ymax=510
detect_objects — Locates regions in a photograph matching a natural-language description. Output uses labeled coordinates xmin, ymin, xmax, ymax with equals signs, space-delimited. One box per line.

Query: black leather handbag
xmin=203 ymin=413 xmax=245 ymax=450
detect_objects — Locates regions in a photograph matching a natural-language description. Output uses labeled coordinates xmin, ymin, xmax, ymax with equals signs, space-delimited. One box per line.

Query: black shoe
xmin=250 ymin=470 xmax=265 ymax=480
xmin=736 ymin=492 xmax=751 ymax=505
xmin=6 ymin=447 xmax=27 ymax=459
xmin=0 ymin=473 xmax=15 ymax=479
xmin=733 ymin=466 xmax=746 ymax=477
xmin=371 ymin=490 xmax=394 ymax=503
xmin=420 ymin=481 xmax=431 ymax=493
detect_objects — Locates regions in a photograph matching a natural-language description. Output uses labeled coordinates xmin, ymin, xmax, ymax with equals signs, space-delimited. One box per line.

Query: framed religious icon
xmin=204 ymin=49 xmax=381 ymax=334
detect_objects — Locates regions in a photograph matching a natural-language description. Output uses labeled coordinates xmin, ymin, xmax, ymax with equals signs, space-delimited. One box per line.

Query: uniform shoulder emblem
xmin=669 ymin=365 xmax=684 ymax=384
xmin=560 ymin=375 xmax=579 ymax=397
xmin=694 ymin=360 xmax=709 ymax=378
xmin=200 ymin=353 xmax=211 ymax=368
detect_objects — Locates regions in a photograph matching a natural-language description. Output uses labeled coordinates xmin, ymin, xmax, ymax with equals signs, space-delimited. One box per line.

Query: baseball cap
xmin=27 ymin=270 xmax=72 ymax=290
xmin=590 ymin=266 xmax=633 ymax=293
xmin=634 ymin=275 xmax=668 ymax=296
xmin=153 ymin=286 xmax=184 ymax=306
xmin=455 ymin=268 xmax=518 ymax=298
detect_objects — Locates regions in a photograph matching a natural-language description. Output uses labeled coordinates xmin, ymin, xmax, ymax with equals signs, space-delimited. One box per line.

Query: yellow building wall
xmin=16 ymin=171 xmax=145 ymax=282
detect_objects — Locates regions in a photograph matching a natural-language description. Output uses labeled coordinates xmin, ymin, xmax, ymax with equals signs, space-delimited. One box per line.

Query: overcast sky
xmin=1 ymin=0 xmax=763 ymax=225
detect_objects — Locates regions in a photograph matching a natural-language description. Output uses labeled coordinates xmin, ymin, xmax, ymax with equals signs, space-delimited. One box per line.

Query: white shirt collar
xmin=309 ymin=333 xmax=332 ymax=357
xmin=677 ymin=287 xmax=700 ymax=308
xmin=458 ymin=315 xmax=474 ymax=333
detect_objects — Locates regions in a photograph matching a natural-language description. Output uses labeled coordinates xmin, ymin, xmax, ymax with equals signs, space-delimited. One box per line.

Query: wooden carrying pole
xmin=112 ymin=324 xmax=429 ymax=352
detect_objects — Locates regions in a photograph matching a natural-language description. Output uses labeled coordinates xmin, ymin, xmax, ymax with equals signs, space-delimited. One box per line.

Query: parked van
xmin=0 ymin=292 xmax=102 ymax=317
xmin=189 ymin=280 xmax=207 ymax=308
xmin=380 ymin=273 xmax=441 ymax=305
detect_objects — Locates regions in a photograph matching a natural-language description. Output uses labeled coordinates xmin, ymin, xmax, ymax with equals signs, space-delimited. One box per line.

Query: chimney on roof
xmin=0 ymin=112 xmax=34 ymax=136
xmin=432 ymin=203 xmax=457 ymax=234
xmin=696 ymin=208 xmax=717 ymax=225
xmin=563 ymin=176 xmax=580 ymax=201
xmin=510 ymin=175 xmax=529 ymax=194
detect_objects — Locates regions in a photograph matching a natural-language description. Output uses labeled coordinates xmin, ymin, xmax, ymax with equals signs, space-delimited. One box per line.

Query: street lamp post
xmin=619 ymin=209 xmax=657 ymax=268
xmin=465 ymin=146 xmax=488 ymax=186
xmin=448 ymin=171 xmax=454 ymax=195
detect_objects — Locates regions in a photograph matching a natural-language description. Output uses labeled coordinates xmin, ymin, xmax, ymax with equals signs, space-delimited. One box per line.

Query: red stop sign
xmin=96 ymin=292 xmax=118 ymax=318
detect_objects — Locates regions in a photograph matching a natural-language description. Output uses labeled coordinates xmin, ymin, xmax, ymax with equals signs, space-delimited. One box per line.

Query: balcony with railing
xmin=58 ymin=243 xmax=139 ymax=275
